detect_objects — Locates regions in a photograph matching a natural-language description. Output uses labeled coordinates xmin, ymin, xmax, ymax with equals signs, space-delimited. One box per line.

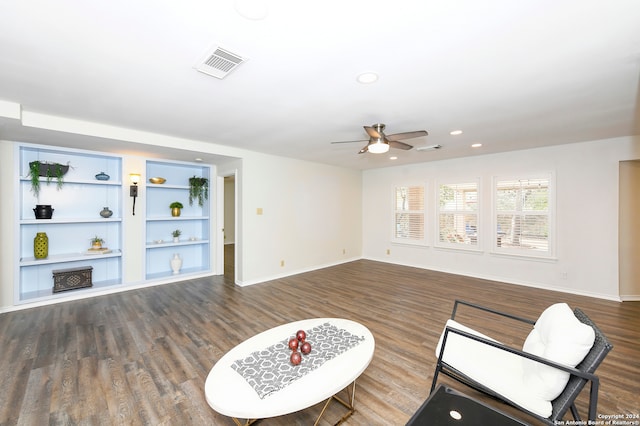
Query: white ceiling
xmin=1 ymin=0 xmax=639 ymax=169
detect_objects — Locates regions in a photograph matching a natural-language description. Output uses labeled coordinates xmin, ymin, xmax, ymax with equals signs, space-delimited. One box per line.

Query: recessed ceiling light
xmin=357 ymin=72 xmax=378 ymax=84
xmin=450 ymin=130 xmax=463 ymax=136
xmin=471 ymin=143 xmax=482 ymax=148
xmin=390 ymin=156 xmax=398 ymax=160
xmin=195 ymin=158 xmax=203 ymax=162
xmin=234 ymin=0 xmax=268 ymax=20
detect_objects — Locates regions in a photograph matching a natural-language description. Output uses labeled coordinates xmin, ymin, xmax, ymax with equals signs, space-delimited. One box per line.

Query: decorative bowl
xmin=95 ymin=171 xmax=110 ymax=181
xmin=149 ymin=177 xmax=166 ymax=184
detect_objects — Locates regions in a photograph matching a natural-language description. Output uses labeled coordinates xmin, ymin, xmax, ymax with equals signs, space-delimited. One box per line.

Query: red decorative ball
xmin=296 ymin=329 xmax=306 ymax=342
xmin=290 ymin=351 xmax=302 ymax=365
xmin=300 ymin=341 xmax=312 ymax=355
xmin=288 ymin=338 xmax=299 ymax=351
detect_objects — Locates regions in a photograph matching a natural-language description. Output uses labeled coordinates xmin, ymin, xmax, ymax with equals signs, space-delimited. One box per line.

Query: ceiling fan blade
xmin=330 ymin=139 xmax=367 ymax=144
xmin=358 ymin=145 xmax=369 ymax=154
xmin=389 ymin=140 xmax=414 ymax=150
xmin=386 ymin=130 xmax=428 ymax=141
xmin=363 ymin=126 xmax=382 ymax=139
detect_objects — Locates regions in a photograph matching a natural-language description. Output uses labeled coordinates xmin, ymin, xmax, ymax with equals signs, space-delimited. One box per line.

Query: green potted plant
xmin=91 ymin=236 xmax=104 ymax=249
xmin=170 ymin=201 xmax=184 ymax=217
xmin=171 ymin=229 xmax=181 ymax=243
xmin=28 ymin=161 xmax=70 ymax=197
xmin=188 ymin=176 xmax=209 ymax=207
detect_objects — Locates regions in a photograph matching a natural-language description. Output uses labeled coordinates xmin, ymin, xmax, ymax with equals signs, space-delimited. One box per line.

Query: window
xmin=436 ymin=181 xmax=479 ymax=248
xmin=393 ymin=185 xmax=425 ymax=245
xmin=494 ymin=176 xmax=553 ymax=256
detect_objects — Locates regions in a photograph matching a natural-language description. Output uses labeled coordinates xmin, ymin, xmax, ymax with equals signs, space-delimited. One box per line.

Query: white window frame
xmin=391 ymin=184 xmax=427 ymax=246
xmin=435 ymin=179 xmax=481 ymax=250
xmin=492 ymin=173 xmax=556 ymax=258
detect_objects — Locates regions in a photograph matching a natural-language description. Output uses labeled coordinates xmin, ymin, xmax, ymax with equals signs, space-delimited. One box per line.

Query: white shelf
xmin=17 ymin=279 xmax=124 ymax=304
xmin=146 ymin=216 xmax=210 ymax=221
xmin=20 ymin=177 xmax=122 ymax=186
xmin=146 ymin=240 xmax=208 ymax=249
xmin=147 ymin=184 xmax=189 ymax=190
xmin=21 ymin=218 xmax=122 ymax=225
xmin=20 ymin=250 xmax=122 ymax=266
xmin=145 ymin=267 xmax=208 ymax=281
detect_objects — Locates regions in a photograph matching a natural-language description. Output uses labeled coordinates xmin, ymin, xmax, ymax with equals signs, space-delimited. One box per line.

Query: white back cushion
xmin=522 ymin=303 xmax=595 ymax=401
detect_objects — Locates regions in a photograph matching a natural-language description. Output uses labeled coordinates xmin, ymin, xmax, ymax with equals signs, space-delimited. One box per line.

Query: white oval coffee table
xmin=204 ymin=318 xmax=375 ymax=425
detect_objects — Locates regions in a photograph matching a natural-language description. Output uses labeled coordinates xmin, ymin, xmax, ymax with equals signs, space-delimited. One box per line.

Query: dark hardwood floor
xmin=0 ymin=247 xmax=638 ymax=425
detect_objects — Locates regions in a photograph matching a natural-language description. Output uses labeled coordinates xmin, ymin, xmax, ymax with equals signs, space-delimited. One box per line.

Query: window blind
xmin=495 ymin=177 xmax=551 ymax=254
xmin=437 ymin=181 xmax=479 ymax=247
xmin=393 ymin=186 xmax=425 ymax=244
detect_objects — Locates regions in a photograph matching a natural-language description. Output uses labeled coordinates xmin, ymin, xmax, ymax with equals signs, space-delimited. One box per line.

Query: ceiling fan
xmin=331 ymin=123 xmax=428 ymax=154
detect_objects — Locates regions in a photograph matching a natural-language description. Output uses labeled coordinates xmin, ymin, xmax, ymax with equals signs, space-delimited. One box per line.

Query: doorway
xmin=619 ymin=160 xmax=640 ymax=300
xmin=223 ymin=175 xmax=236 ymax=280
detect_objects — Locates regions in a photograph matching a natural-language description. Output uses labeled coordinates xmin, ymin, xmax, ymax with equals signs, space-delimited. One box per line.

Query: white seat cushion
xmin=522 ymin=303 xmax=595 ymax=401
xmin=435 ymin=319 xmax=553 ymax=418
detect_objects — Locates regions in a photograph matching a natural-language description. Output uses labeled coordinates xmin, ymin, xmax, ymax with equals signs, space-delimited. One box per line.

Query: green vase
xmin=34 ymin=232 xmax=48 ymax=259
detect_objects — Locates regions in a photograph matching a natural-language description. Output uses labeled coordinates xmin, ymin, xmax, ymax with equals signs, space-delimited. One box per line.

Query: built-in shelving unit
xmin=16 ymin=144 xmax=124 ymax=303
xmin=145 ymin=160 xmax=211 ymax=280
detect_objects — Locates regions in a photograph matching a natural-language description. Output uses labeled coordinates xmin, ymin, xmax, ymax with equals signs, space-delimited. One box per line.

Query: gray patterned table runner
xmin=231 ymin=322 xmax=366 ymax=399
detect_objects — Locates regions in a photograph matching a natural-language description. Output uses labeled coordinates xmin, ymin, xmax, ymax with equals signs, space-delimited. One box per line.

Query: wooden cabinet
xmin=145 ymin=160 xmax=212 ymax=279
xmin=17 ymin=144 xmax=123 ymax=303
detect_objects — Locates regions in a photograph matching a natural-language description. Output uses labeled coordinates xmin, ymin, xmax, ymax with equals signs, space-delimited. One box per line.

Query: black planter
xmin=31 ymin=162 xmax=69 ymax=177
xmin=33 ymin=204 xmax=54 ymax=219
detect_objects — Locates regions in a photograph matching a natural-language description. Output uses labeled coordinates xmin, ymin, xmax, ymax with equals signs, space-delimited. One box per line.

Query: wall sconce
xmin=129 ymin=173 xmax=140 ymax=215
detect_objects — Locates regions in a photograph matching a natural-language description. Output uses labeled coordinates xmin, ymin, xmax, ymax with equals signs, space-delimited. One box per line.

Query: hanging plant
xmin=188 ymin=176 xmax=209 ymax=207
xmin=28 ymin=161 xmax=70 ymax=197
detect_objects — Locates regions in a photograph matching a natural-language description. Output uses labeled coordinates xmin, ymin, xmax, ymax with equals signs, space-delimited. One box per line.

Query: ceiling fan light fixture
xmin=367 ymin=138 xmax=389 ymax=154
xmin=357 ymin=72 xmax=379 ymax=84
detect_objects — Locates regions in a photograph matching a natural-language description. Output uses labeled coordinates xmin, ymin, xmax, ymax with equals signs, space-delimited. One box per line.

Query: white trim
xmin=235 ymin=257 xmax=361 ymax=287
xmin=364 ymin=257 xmax=621 ymax=302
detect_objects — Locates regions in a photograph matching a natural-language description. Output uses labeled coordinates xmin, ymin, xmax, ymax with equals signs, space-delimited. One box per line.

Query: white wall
xmin=362 ymin=136 xmax=640 ymax=301
xmin=0 ymin=141 xmax=15 ymax=307
xmin=238 ymin=153 xmax=362 ymax=285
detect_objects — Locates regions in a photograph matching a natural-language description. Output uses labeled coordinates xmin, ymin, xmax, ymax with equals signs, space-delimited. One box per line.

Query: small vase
xmin=100 ymin=207 xmax=113 ymax=218
xmin=34 ymin=232 xmax=49 ymax=259
xmin=33 ymin=204 xmax=54 ymax=219
xmin=95 ymin=171 xmax=110 ymax=181
xmin=171 ymin=207 xmax=181 ymax=217
xmin=170 ymin=253 xmax=183 ymax=274
xmin=173 ymin=237 xmax=179 ymax=243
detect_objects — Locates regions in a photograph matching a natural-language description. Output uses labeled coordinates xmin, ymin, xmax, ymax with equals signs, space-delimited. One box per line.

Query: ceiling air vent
xmin=416 ymin=144 xmax=442 ymax=151
xmin=195 ymin=46 xmax=245 ymax=79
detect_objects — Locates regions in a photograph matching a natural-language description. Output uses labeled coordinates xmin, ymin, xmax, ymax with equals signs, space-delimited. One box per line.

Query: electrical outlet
xmin=280 ymin=260 xmax=285 ymax=267
xmin=386 ymin=249 xmax=391 ymax=255
xmin=343 ymin=248 xmax=346 ymax=254
xmin=560 ymin=271 xmax=568 ymax=280
xmin=257 ymin=207 xmax=263 ymax=215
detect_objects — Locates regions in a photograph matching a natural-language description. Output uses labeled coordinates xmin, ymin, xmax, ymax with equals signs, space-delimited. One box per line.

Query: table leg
xmin=232 ymin=418 xmax=258 ymax=426
xmin=314 ymin=380 xmax=357 ymax=426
